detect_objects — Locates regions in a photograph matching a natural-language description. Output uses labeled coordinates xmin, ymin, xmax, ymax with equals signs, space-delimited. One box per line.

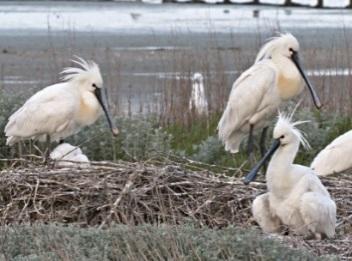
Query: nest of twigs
xmin=0 ymin=159 xmax=351 ymax=258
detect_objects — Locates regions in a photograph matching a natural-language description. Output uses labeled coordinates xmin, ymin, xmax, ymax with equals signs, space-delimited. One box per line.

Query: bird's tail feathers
xmin=300 ymin=192 xmax=336 ymax=239
xmin=220 ymin=131 xmax=245 ymax=154
xmin=6 ymin=136 xmax=18 ymax=146
xmin=218 ymin=108 xmax=244 ymax=153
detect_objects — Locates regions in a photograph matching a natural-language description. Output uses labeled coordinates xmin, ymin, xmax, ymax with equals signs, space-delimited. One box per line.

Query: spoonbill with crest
xmin=244 ymin=113 xmax=336 ymax=239
xmin=5 ymin=57 xmax=119 ymax=149
xmin=218 ymin=33 xmax=322 ymax=162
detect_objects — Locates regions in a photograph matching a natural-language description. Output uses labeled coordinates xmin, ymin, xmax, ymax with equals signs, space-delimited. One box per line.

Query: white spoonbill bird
xmin=244 ymin=114 xmax=336 ymax=239
xmin=50 ymin=143 xmax=90 ymax=168
xmin=218 ymin=33 xmax=321 ymax=159
xmin=189 ymin=72 xmax=208 ymax=115
xmin=5 ymin=57 xmax=119 ymax=146
xmin=311 ymin=130 xmax=352 ymax=176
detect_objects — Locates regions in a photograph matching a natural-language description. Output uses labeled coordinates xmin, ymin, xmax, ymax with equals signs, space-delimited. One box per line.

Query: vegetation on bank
xmin=0 ymin=92 xmax=348 ymax=259
xmin=1 ymin=90 xmax=352 ymax=172
xmin=0 ymin=224 xmax=332 ymax=260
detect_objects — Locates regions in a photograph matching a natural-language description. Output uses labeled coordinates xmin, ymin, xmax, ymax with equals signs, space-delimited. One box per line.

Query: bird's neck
xmin=77 ymin=91 xmax=101 ymax=126
xmin=267 ymin=141 xmax=300 ymax=178
xmin=266 ymin=141 xmax=300 ymax=196
xmin=272 ymin=55 xmax=304 ymax=100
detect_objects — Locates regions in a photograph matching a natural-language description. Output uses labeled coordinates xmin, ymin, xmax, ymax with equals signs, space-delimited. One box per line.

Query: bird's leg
xmin=259 ymin=127 xmax=268 ymax=171
xmin=259 ymin=127 xmax=268 ymax=157
xmin=17 ymin=142 xmax=22 ymax=159
xmin=247 ymin=124 xmax=255 ymax=166
xmin=18 ymin=142 xmax=23 ymax=166
xmin=44 ymin=135 xmax=51 ymax=163
xmin=29 ymin=139 xmax=32 ymax=156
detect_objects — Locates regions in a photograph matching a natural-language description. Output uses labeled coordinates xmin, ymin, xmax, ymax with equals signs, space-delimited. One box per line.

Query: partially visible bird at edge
xmin=311 ymin=129 xmax=352 ymax=176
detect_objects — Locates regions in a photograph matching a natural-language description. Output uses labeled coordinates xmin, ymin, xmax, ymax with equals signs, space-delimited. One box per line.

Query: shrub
xmin=66 ymin=117 xmax=173 ymax=161
xmin=0 ymin=224 xmax=330 ymax=261
xmin=191 ymin=135 xmax=225 ymax=164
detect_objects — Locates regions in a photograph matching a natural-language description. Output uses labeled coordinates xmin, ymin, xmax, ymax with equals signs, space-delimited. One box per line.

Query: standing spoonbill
xmin=244 ymin=113 xmax=336 ymax=239
xmin=5 ymin=57 xmax=119 ymax=148
xmin=218 ymin=33 xmax=321 ymax=161
xmin=311 ymin=130 xmax=352 ymax=176
xmin=189 ymin=72 xmax=208 ymax=115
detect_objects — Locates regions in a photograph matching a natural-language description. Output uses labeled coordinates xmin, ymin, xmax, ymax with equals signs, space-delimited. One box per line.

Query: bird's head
xmin=61 ymin=56 xmax=103 ymax=92
xmin=273 ymin=112 xmax=310 ymax=149
xmin=61 ymin=56 xmax=119 ymax=136
xmin=255 ymin=33 xmax=299 ymax=62
xmin=243 ymin=108 xmax=310 ymax=185
xmin=256 ymin=33 xmax=322 ymax=110
xmin=274 ymin=34 xmax=300 ymax=60
xmin=192 ymin=73 xmax=203 ymax=83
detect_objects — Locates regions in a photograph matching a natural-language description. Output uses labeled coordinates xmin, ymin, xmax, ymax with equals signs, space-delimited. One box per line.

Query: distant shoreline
xmin=0 ymin=0 xmax=349 ymax=9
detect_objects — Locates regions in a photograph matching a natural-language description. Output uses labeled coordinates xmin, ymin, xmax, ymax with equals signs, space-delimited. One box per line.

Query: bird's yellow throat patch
xmin=277 ymin=71 xmax=303 ymax=100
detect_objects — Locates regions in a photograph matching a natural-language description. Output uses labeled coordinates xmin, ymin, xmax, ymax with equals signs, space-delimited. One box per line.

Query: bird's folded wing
xmin=5 ymin=88 xmax=76 ymax=138
xmin=218 ymin=62 xmax=276 ymax=141
xmin=311 ymin=130 xmax=352 ymax=176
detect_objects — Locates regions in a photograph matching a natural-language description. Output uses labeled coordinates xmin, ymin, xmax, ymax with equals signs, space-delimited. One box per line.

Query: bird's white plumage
xmin=218 ymin=33 xmax=305 ymax=153
xmin=50 ymin=143 xmax=90 ymax=168
xmin=218 ymin=62 xmax=278 ymax=153
xmin=50 ymin=143 xmax=83 ymax=159
xmin=252 ymin=193 xmax=282 ymax=233
xmin=252 ymin=114 xmax=336 ymax=238
xmin=311 ymin=130 xmax=352 ymax=176
xmin=5 ymin=83 xmax=79 ymax=144
xmin=189 ymin=72 xmax=208 ymax=115
xmin=5 ymin=57 xmax=104 ymax=145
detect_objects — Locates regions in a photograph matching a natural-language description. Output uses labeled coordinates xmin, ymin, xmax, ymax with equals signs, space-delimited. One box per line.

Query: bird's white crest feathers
xmin=276 ymin=110 xmax=311 ymax=150
xmin=60 ymin=56 xmax=102 ymax=84
xmin=255 ymin=33 xmax=297 ymax=63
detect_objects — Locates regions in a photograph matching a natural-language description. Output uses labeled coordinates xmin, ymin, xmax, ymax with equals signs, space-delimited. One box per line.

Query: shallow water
xmin=0 ymin=1 xmax=351 ymax=34
xmin=0 ymin=1 xmax=351 ymax=116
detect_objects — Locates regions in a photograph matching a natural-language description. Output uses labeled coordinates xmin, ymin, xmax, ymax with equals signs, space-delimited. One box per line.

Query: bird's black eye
xmin=289 ymin=48 xmax=295 ymax=54
xmin=280 ymin=135 xmax=285 ymax=139
xmin=92 ymin=83 xmax=97 ymax=88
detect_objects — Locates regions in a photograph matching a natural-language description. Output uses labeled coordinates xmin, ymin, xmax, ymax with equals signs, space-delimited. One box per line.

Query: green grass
xmin=0 ymin=224 xmax=334 ymax=261
xmin=165 ymin=114 xmax=250 ymax=169
xmin=2 ymin=89 xmax=352 ymax=173
xmin=165 ymin=113 xmax=220 ymax=154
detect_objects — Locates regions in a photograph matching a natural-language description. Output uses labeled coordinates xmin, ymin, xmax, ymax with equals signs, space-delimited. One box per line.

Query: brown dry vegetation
xmin=0 ymin=159 xmax=351 ymax=259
